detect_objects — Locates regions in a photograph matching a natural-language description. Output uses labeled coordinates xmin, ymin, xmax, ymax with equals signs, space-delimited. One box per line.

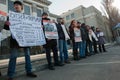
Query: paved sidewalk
xmin=14 ymin=45 xmax=120 ymax=80
xmin=0 ymin=43 xmax=114 ymax=80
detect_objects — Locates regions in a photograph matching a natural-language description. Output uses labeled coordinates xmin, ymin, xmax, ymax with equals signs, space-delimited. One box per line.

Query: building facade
xmin=60 ymin=5 xmax=112 ymax=42
xmin=0 ymin=0 xmax=60 ymax=58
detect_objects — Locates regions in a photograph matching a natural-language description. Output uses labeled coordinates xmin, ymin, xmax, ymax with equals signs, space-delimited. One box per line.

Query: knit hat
xmin=42 ymin=12 xmax=48 ymax=16
xmin=14 ymin=1 xmax=23 ymax=6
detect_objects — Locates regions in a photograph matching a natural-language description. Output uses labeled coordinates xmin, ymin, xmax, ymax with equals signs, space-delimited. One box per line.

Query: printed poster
xmin=43 ymin=19 xmax=58 ymax=39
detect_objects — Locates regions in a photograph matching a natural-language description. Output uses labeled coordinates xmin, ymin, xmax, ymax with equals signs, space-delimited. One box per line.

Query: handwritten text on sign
xmin=9 ymin=11 xmax=46 ymax=47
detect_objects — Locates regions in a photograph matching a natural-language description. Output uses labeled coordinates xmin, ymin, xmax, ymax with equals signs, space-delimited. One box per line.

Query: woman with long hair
xmin=69 ymin=20 xmax=82 ymax=60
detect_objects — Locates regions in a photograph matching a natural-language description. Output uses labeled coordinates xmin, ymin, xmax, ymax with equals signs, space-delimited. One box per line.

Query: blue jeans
xmin=73 ymin=42 xmax=81 ymax=54
xmin=89 ymin=42 xmax=94 ymax=55
xmin=59 ymin=40 xmax=68 ymax=63
xmin=73 ymin=42 xmax=82 ymax=58
xmin=80 ymin=41 xmax=86 ymax=57
xmin=8 ymin=47 xmax=32 ymax=78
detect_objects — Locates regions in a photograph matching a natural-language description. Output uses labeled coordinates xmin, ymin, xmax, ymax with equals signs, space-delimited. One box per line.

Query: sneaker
xmin=26 ymin=73 xmax=37 ymax=78
xmin=86 ymin=53 xmax=91 ymax=56
xmin=80 ymin=56 xmax=86 ymax=59
xmin=104 ymin=50 xmax=107 ymax=52
xmin=48 ymin=66 xmax=55 ymax=70
xmin=54 ymin=63 xmax=65 ymax=66
xmin=64 ymin=60 xmax=71 ymax=64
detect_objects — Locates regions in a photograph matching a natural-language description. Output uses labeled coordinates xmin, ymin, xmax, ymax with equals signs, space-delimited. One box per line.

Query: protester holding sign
xmin=43 ymin=17 xmax=58 ymax=39
xmin=96 ymin=28 xmax=107 ymax=53
xmin=4 ymin=1 xmax=37 ymax=80
xmin=56 ymin=18 xmax=70 ymax=64
xmin=69 ymin=20 xmax=82 ymax=60
xmin=42 ymin=13 xmax=64 ymax=70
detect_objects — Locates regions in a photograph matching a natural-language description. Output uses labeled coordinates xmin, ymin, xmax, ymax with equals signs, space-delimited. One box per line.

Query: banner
xmin=9 ymin=11 xmax=46 ymax=47
xmin=43 ymin=20 xmax=58 ymax=39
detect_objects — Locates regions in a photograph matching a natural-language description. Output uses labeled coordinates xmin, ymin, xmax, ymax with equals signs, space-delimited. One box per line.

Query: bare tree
xmin=101 ymin=0 xmax=120 ymax=40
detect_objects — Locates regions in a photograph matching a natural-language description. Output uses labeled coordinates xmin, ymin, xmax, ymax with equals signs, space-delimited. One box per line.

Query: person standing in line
xmin=96 ymin=28 xmax=107 ymax=53
xmin=91 ymin=26 xmax=99 ymax=54
xmin=41 ymin=13 xmax=64 ymax=70
xmin=86 ymin=25 xmax=98 ymax=55
xmin=56 ymin=18 xmax=71 ymax=64
xmin=69 ymin=20 xmax=82 ymax=60
xmin=80 ymin=23 xmax=87 ymax=58
xmin=4 ymin=1 xmax=37 ymax=80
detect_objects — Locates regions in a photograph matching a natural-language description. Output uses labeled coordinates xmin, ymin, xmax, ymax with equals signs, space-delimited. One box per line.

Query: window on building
xmin=24 ymin=4 xmax=31 ymax=15
xmin=71 ymin=13 xmax=75 ymax=19
xmin=0 ymin=0 xmax=6 ymax=5
xmin=37 ymin=8 xmax=42 ymax=17
xmin=66 ymin=23 xmax=70 ymax=28
xmin=8 ymin=0 xmax=15 ymax=11
xmin=66 ymin=15 xmax=70 ymax=20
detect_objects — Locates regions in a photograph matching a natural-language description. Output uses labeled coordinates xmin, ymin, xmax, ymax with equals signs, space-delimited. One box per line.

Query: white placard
xmin=43 ymin=20 xmax=58 ymax=39
xmin=74 ymin=28 xmax=82 ymax=42
xmin=9 ymin=11 xmax=46 ymax=47
xmin=99 ymin=32 xmax=104 ymax=36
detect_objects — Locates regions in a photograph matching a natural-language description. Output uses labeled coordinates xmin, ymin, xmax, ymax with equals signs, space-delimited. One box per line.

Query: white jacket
xmin=88 ymin=29 xmax=98 ymax=42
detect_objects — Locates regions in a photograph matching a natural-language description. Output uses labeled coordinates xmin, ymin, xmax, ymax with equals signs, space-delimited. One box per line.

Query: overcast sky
xmin=48 ymin=0 xmax=120 ymax=15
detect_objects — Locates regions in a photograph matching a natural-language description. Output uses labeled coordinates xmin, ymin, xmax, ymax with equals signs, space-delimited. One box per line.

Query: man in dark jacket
xmin=80 ymin=23 xmax=87 ymax=58
xmin=56 ymin=18 xmax=70 ymax=64
xmin=42 ymin=13 xmax=64 ymax=70
xmin=4 ymin=1 xmax=37 ymax=80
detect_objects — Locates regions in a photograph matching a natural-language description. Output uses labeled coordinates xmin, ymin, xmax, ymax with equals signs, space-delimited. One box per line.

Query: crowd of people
xmin=69 ymin=20 xmax=107 ymax=60
xmin=0 ymin=1 xmax=107 ymax=80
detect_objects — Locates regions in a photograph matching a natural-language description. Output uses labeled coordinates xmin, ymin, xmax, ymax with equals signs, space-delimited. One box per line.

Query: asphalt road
xmin=12 ymin=45 xmax=120 ymax=80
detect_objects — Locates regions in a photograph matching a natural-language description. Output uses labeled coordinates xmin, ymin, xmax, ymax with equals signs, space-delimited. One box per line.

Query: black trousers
xmin=45 ymin=45 xmax=59 ymax=66
xmin=99 ymin=44 xmax=106 ymax=52
xmin=72 ymin=42 xmax=79 ymax=60
xmin=0 ymin=71 xmax=1 ymax=76
xmin=93 ymin=41 xmax=98 ymax=53
xmin=85 ymin=41 xmax=91 ymax=56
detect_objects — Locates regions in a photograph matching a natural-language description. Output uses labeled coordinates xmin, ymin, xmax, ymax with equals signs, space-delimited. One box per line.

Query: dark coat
xmin=69 ymin=26 xmax=75 ymax=42
xmin=80 ymin=26 xmax=87 ymax=41
xmin=4 ymin=21 xmax=19 ymax=48
xmin=56 ymin=23 xmax=65 ymax=40
xmin=56 ymin=23 xmax=70 ymax=40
